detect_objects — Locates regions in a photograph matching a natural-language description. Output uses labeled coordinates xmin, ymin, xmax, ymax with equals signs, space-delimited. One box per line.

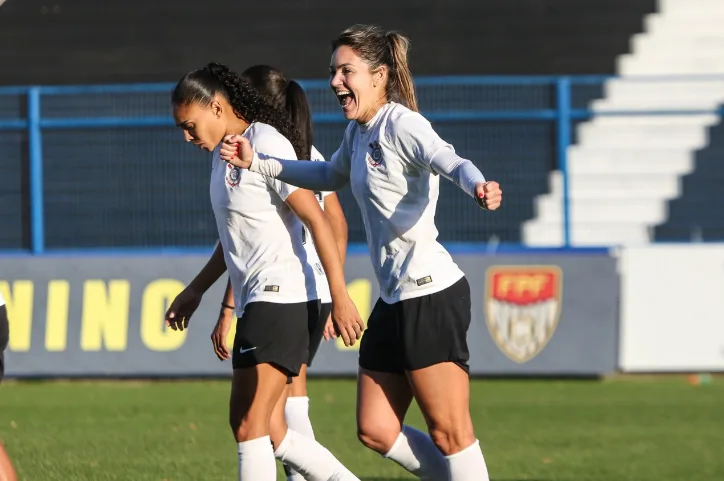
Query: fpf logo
xmin=484 ymin=266 xmax=562 ymax=363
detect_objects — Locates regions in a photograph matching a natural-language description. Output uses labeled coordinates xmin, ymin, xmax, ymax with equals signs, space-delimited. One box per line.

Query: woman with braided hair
xmin=204 ymin=64 xmax=350 ymax=481
xmin=165 ymin=62 xmax=362 ymax=481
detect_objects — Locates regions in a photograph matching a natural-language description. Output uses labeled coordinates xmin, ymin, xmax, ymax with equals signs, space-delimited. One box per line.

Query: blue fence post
xmin=556 ymin=77 xmax=572 ymax=247
xmin=28 ymin=87 xmax=45 ymax=254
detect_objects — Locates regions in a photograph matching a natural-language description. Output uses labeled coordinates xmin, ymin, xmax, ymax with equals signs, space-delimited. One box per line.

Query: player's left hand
xmin=323 ymin=313 xmax=337 ymax=341
xmin=331 ymin=295 xmax=365 ymax=347
xmin=475 ymin=181 xmax=502 ymax=211
xmin=210 ymin=308 xmax=234 ymax=361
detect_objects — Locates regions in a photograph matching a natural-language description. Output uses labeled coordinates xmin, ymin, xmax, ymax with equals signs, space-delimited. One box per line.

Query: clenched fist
xmin=219 ymin=134 xmax=254 ymax=169
xmin=475 ymin=181 xmax=502 ymax=211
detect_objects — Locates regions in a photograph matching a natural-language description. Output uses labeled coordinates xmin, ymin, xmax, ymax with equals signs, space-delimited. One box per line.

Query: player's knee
xmin=428 ymin=422 xmax=475 ymax=456
xmin=357 ymin=419 xmax=400 ymax=454
xmin=229 ymin=410 xmax=270 ymax=442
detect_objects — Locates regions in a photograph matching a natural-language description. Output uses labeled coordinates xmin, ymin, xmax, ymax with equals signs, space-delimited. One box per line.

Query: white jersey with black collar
xmin=210 ymin=122 xmax=328 ymax=316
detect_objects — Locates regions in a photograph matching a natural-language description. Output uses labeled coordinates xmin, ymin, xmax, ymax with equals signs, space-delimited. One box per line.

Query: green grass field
xmin=0 ymin=377 xmax=722 ymax=481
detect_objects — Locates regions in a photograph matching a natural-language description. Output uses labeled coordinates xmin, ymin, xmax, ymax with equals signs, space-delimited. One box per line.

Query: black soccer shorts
xmin=359 ymin=277 xmax=471 ymax=374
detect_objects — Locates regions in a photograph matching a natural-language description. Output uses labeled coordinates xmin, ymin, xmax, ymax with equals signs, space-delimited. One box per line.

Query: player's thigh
xmin=229 ymin=364 xmax=288 ymax=442
xmin=229 ymin=301 xmax=311 ymax=441
xmin=406 ymin=362 xmax=474 ymax=454
xmin=402 ymin=277 xmax=476 ymax=454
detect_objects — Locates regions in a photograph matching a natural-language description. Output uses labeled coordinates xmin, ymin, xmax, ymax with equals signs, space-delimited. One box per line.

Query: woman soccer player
xmin=0 ymin=292 xmax=19 ymax=481
xmin=210 ymin=64 xmax=349 ymax=481
xmin=167 ymin=62 xmax=363 ymax=481
xmin=220 ymin=25 xmax=503 ymax=481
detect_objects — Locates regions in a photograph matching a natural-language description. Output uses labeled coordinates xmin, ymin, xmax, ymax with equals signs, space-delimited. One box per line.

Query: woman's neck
xmin=227 ymin=115 xmax=250 ymax=135
xmin=357 ymin=97 xmax=388 ymax=124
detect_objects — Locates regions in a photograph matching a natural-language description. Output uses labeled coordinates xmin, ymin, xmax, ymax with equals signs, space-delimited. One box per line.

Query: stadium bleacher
xmin=655 ymin=120 xmax=724 ymax=242
xmin=0 ymin=0 xmax=658 ymax=249
xmin=525 ymin=0 xmax=724 ymax=246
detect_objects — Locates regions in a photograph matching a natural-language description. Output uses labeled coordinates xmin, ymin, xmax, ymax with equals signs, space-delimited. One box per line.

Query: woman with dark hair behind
xmin=165 ymin=62 xmax=362 ymax=481
xmin=206 ymin=64 xmax=350 ymax=481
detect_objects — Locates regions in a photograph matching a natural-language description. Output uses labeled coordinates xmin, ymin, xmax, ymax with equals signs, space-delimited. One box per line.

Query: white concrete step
xmin=578 ymin=115 xmax=719 ymax=128
xmin=591 ymin=95 xmax=723 ymax=110
xmin=548 ymin=172 xmax=680 ymax=199
xmin=659 ymin=0 xmax=724 ymax=13
xmin=619 ymin=56 xmax=724 ymax=75
xmin=603 ymin=80 xmax=724 ymax=100
xmin=567 ymin=147 xmax=691 ymax=164
xmin=628 ymin=51 xmax=724 ymax=64
xmin=521 ymin=222 xmax=651 ymax=246
xmin=568 ymin=160 xmax=692 ymax=176
xmin=535 ymin=197 xmax=667 ymax=224
xmin=647 ymin=24 xmax=724 ymax=37
xmin=579 ymin=132 xmax=706 ymax=150
xmin=579 ymin=123 xmax=709 ymax=140
xmin=644 ymin=11 xmax=724 ymax=34
xmin=633 ymin=39 xmax=724 ymax=57
xmin=566 ymin=154 xmax=694 ymax=176
xmin=578 ymin=129 xmax=706 ymax=149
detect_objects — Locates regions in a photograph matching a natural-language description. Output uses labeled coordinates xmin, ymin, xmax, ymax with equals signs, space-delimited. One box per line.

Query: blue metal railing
xmin=3 ymin=75 xmax=724 ymax=254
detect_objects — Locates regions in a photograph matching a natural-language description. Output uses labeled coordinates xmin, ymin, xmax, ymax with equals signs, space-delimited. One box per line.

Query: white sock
xmin=446 ymin=439 xmax=489 ymax=481
xmin=275 ymin=428 xmax=360 ymax=481
xmin=383 ymin=425 xmax=449 ymax=481
xmin=237 ymin=435 xmax=276 ymax=481
xmin=285 ymin=396 xmax=315 ymax=439
xmin=284 ymin=396 xmax=314 ymax=481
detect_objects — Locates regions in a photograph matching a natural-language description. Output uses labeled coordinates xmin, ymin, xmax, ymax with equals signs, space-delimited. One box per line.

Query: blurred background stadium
xmin=0 ymin=0 xmax=723 ymax=480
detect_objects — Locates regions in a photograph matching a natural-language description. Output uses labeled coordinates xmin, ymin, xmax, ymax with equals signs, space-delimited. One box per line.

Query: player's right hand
xmin=165 ymin=285 xmax=202 ymax=331
xmin=219 ymin=135 xmax=253 ymax=169
xmin=210 ymin=309 xmax=233 ymax=361
xmin=331 ymin=295 xmax=365 ymax=347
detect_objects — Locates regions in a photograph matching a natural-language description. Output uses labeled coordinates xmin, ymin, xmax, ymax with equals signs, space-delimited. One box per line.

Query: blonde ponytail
xmin=386 ymin=32 xmax=418 ymax=112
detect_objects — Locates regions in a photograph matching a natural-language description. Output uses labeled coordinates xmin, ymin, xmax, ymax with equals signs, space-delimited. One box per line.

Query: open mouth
xmin=336 ymin=90 xmax=354 ymax=109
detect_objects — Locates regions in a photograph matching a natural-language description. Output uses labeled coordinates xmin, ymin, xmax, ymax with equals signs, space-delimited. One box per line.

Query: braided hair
xmin=172 ymin=62 xmax=305 ymax=159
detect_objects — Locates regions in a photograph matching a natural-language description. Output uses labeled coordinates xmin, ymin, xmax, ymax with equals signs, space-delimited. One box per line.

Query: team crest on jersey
xmin=484 ymin=266 xmax=562 ymax=363
xmin=225 ymin=164 xmax=242 ymax=187
xmin=366 ymin=141 xmax=383 ymax=167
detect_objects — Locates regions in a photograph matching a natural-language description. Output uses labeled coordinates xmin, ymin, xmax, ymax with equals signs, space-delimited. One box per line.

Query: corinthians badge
xmin=484 ymin=266 xmax=562 ymax=363
xmin=225 ymin=163 xmax=242 ymax=187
